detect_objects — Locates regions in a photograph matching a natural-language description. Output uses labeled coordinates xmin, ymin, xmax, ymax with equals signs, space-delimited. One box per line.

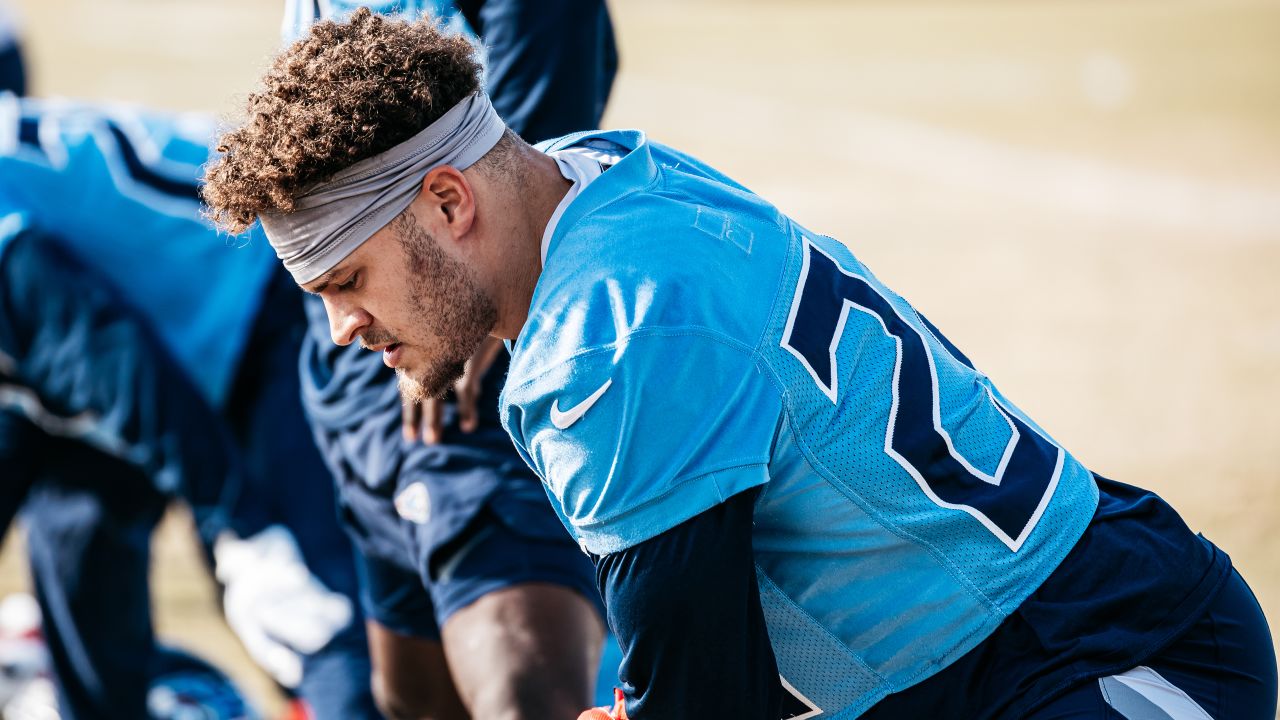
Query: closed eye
xmin=338 ymin=272 xmax=360 ymax=291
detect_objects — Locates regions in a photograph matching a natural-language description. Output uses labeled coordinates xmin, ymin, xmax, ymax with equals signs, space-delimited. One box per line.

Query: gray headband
xmin=260 ymin=92 xmax=507 ymax=284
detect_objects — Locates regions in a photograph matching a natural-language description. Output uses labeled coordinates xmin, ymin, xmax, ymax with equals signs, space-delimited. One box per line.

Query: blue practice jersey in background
xmin=0 ymin=94 xmax=276 ymax=407
xmin=281 ymin=0 xmax=472 ymax=44
xmin=501 ymin=130 xmax=1103 ymax=716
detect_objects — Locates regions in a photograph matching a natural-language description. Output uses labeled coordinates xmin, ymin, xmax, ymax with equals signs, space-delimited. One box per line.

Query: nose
xmin=323 ymin=296 xmax=371 ymax=347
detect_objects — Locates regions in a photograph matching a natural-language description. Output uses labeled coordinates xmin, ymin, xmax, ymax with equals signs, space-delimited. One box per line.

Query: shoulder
xmin=513 ymin=133 xmax=794 ymax=384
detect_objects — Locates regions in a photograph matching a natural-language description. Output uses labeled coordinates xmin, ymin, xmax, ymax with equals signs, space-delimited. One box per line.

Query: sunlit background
xmin=4 ymin=0 xmax=1279 ymax=714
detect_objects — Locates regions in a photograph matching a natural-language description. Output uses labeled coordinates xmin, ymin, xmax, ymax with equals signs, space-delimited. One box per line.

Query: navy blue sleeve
xmin=593 ymin=488 xmax=782 ymax=718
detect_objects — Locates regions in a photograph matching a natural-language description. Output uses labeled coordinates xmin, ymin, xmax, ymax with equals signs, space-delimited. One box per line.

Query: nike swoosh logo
xmin=550 ymin=379 xmax=613 ymax=430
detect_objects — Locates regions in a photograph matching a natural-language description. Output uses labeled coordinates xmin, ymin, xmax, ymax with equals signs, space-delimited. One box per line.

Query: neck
xmin=490 ymin=143 xmax=572 ymax=340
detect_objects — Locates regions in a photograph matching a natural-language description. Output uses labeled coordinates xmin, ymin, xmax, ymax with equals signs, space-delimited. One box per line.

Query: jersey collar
xmin=535 ymin=129 xmax=658 ymax=265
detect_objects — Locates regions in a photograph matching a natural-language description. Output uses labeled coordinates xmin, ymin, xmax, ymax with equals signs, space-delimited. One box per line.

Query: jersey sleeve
xmin=504 ymin=330 xmax=783 ymax=555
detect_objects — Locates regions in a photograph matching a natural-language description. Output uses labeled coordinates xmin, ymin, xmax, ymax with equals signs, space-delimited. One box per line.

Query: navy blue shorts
xmin=1029 ymin=567 xmax=1277 ymax=719
xmin=862 ymin=478 xmax=1274 ymax=720
xmin=358 ymin=486 xmax=602 ymax=640
xmin=301 ymin=296 xmax=601 ymax=642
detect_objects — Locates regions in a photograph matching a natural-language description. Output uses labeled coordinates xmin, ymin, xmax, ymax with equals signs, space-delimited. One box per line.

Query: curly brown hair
xmin=202 ymin=7 xmax=483 ymax=233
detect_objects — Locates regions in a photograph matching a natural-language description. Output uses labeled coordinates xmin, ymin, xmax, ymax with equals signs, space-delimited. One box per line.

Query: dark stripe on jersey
xmin=105 ymin=123 xmax=201 ymax=203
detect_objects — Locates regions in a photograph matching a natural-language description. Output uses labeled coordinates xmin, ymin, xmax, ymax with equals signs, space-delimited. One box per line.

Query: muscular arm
xmin=593 ymin=489 xmax=782 ymax=718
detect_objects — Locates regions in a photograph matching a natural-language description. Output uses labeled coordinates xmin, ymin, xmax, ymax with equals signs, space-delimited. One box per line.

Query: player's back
xmin=746 ymin=223 xmax=1101 ymax=714
xmin=0 ymin=95 xmax=275 ymax=405
xmin=505 ymin=130 xmax=1103 ymax=716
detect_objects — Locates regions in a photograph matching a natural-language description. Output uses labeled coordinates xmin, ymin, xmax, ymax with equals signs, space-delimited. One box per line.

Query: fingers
xmin=455 ymin=376 xmax=479 ymax=434
xmin=402 ymin=394 xmax=422 ymax=443
xmin=415 ymin=337 xmax=509 ymax=443
xmin=423 ymin=397 xmax=445 ymax=445
xmin=472 ymin=336 xmax=505 ymax=378
xmin=454 ymin=336 xmax=505 ymax=435
xmin=228 ymin=605 xmax=304 ymax=689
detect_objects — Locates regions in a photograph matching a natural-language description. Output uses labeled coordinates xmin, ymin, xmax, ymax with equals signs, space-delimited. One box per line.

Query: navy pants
xmin=17 ymin=425 xmax=165 ymax=719
xmin=0 ymin=231 xmax=378 ymax=719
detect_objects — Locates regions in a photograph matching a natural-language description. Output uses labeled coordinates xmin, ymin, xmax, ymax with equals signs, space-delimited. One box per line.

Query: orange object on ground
xmin=277 ymin=698 xmax=313 ymax=720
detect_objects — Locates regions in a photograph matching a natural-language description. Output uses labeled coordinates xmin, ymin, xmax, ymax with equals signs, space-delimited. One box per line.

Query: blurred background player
xmin=0 ymin=92 xmax=380 ymax=720
xmin=279 ymin=1 xmax=620 ymax=718
xmin=0 ymin=593 xmax=259 ymax=720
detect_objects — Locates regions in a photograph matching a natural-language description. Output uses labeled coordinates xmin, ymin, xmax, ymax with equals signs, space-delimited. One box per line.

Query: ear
xmin=420 ymin=165 xmax=476 ymax=239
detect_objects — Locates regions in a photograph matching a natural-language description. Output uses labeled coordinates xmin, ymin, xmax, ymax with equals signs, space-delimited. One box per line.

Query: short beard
xmin=392 ymin=211 xmax=497 ymax=403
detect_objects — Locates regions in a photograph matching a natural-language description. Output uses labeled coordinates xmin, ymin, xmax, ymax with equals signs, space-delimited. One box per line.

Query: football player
xmin=205 ymin=10 xmax=1278 ymax=719
xmin=0 ymin=95 xmax=379 ymax=720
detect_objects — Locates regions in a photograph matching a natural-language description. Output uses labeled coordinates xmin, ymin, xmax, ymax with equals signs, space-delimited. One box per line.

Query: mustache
xmin=359 ymin=328 xmax=400 ymax=350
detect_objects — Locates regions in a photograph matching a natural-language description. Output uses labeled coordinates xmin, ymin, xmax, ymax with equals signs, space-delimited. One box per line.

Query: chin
xmin=396 ymin=359 xmax=467 ymax=403
xmin=396 ymin=369 xmax=429 ymax=404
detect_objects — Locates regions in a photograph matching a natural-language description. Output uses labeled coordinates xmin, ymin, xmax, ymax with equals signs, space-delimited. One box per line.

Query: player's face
xmin=304 ymin=211 xmax=496 ymax=402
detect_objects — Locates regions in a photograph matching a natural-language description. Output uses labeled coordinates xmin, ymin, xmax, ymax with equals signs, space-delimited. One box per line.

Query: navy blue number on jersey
xmin=780 ymin=239 xmax=1063 ymax=551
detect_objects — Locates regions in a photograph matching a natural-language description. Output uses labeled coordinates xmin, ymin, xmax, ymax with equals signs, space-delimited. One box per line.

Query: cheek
xmin=370 ymin=274 xmax=429 ymax=338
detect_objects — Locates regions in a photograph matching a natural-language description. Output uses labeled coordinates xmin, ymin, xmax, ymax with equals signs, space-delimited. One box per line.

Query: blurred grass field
xmin=2 ymin=0 xmax=1278 ymax=714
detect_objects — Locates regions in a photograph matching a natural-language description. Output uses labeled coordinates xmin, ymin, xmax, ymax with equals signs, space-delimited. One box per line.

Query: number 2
xmin=781 ymin=239 xmax=1062 ymax=551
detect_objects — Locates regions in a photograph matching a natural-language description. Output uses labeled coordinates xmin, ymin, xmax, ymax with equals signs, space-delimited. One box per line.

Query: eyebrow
xmin=305 ymin=266 xmax=344 ymax=295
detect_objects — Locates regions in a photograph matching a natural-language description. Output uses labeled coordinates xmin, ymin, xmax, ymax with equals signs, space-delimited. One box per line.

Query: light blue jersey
xmin=501 ymin=131 xmax=1101 ymax=716
xmin=0 ymin=95 xmax=275 ymax=406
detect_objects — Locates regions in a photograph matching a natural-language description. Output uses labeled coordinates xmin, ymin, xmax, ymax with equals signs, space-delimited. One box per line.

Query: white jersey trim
xmin=540 ymin=147 xmax=610 ymax=267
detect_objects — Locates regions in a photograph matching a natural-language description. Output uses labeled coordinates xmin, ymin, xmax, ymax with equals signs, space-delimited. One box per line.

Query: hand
xmin=213 ymin=526 xmax=353 ymax=688
xmin=578 ymin=689 xmax=629 ymax=720
xmin=402 ymin=336 xmax=505 ymax=444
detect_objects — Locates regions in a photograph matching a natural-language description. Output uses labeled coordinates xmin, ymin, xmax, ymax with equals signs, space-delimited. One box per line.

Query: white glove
xmin=214 ymin=526 xmax=353 ymax=688
xmin=0 ymin=593 xmax=50 ymax=714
